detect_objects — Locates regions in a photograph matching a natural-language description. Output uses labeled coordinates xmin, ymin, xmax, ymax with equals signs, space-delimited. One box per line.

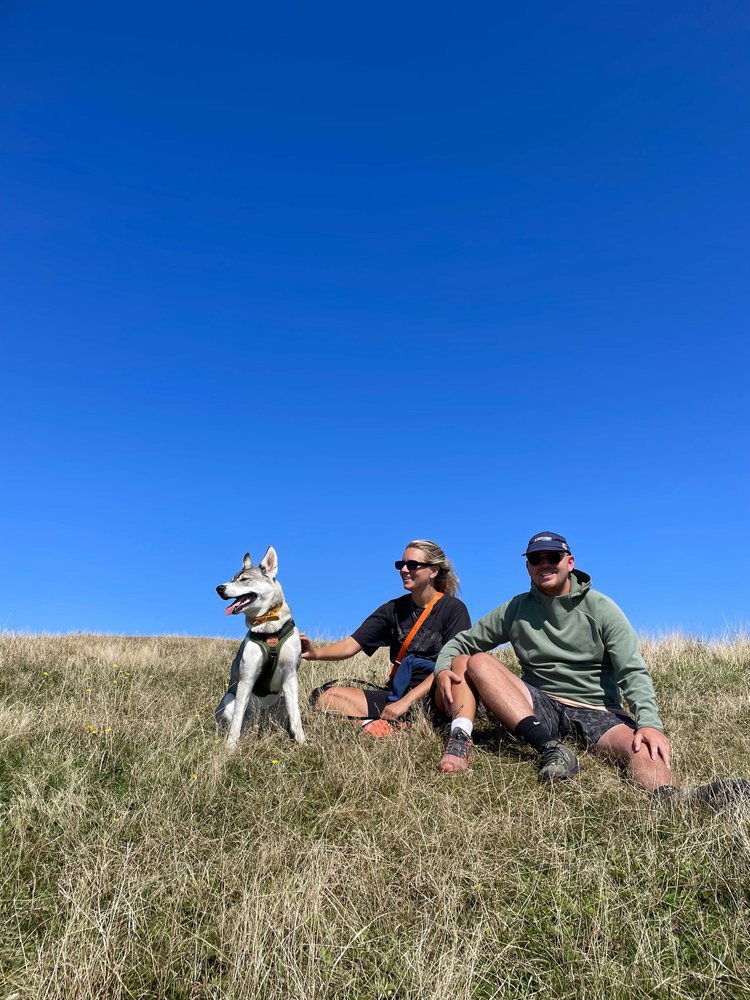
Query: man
xmin=433 ymin=531 xmax=674 ymax=794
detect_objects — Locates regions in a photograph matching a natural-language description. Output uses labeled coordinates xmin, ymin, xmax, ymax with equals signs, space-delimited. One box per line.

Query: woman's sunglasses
xmin=395 ymin=560 xmax=434 ymax=572
xmin=526 ymin=551 xmax=567 ymax=566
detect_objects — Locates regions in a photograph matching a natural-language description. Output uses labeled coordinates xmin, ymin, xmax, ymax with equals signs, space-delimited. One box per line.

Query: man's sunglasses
xmin=395 ymin=560 xmax=434 ymax=572
xmin=526 ymin=551 xmax=567 ymax=566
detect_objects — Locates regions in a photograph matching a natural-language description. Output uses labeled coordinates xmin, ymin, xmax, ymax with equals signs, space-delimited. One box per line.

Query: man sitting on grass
xmin=433 ymin=531 xmax=747 ymax=807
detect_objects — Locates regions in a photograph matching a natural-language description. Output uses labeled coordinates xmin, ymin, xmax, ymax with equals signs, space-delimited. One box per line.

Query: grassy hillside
xmin=1 ymin=632 xmax=749 ymax=999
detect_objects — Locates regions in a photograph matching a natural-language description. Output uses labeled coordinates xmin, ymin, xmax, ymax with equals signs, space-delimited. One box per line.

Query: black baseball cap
xmin=523 ymin=532 xmax=571 ymax=556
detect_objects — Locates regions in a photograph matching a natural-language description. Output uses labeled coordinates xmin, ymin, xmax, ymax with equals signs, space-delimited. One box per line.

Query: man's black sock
xmin=515 ymin=715 xmax=554 ymax=752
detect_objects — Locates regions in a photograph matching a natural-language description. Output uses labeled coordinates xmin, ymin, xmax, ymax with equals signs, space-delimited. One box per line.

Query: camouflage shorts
xmin=526 ymin=684 xmax=636 ymax=747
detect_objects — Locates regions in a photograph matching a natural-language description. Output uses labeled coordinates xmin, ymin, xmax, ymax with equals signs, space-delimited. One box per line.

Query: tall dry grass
xmin=1 ymin=632 xmax=749 ymax=999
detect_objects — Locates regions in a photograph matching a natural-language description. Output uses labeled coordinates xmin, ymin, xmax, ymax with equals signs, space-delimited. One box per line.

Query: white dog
xmin=215 ymin=546 xmax=305 ymax=748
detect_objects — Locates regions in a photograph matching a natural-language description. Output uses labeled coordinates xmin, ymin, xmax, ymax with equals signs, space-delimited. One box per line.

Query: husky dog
xmin=215 ymin=546 xmax=305 ymax=748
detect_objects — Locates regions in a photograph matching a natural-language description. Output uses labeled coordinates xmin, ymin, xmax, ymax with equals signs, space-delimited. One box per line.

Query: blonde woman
xmin=301 ymin=540 xmax=470 ymax=734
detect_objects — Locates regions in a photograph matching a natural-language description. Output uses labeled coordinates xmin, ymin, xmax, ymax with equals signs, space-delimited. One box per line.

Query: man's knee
xmin=465 ymin=652 xmax=504 ymax=684
xmin=594 ymin=723 xmax=636 ymax=762
xmin=594 ymin=724 xmax=667 ymax=783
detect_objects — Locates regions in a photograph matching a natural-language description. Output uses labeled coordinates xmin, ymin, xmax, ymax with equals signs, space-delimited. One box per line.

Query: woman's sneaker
xmin=538 ymin=739 xmax=581 ymax=782
xmin=438 ymin=728 xmax=473 ymax=774
xmin=360 ymin=719 xmax=407 ymax=737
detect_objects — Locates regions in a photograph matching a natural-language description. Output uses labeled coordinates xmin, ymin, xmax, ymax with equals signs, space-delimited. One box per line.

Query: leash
xmin=310 ymin=595 xmax=445 ymax=721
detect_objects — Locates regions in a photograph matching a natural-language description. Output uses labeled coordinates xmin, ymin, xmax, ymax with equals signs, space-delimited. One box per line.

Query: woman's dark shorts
xmin=527 ymin=684 xmax=636 ymax=747
xmin=308 ymin=681 xmax=392 ymax=718
xmin=363 ymin=688 xmax=391 ymax=717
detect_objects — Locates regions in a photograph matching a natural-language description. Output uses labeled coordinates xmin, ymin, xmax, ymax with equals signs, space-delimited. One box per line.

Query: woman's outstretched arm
xmin=300 ymin=635 xmax=363 ymax=661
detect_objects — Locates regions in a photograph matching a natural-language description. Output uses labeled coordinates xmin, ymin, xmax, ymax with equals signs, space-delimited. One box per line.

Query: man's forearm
xmin=435 ymin=607 xmax=509 ymax=674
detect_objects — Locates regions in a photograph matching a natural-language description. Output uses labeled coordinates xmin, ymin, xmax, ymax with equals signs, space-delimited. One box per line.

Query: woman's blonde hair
xmin=405 ymin=539 xmax=460 ymax=597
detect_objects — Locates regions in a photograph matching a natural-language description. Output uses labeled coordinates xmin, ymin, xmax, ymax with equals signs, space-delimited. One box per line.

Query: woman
xmin=301 ymin=540 xmax=470 ymax=734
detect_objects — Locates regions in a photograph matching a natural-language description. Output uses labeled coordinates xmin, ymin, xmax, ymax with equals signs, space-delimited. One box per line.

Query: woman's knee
xmin=310 ymin=684 xmax=340 ymax=713
xmin=311 ymin=684 xmax=367 ymax=717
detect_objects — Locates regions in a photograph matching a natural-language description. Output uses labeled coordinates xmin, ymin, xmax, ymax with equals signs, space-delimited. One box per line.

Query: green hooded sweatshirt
xmin=435 ymin=570 xmax=663 ymax=731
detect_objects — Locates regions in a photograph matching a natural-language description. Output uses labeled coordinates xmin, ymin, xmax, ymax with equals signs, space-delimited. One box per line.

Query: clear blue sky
xmin=2 ymin=1 xmax=748 ymax=640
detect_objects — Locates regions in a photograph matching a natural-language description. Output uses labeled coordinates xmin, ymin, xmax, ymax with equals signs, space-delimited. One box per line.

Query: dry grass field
xmin=1 ymin=632 xmax=749 ymax=999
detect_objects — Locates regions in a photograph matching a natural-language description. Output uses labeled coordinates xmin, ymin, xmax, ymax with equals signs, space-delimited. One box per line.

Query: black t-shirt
xmin=351 ymin=594 xmax=471 ymax=664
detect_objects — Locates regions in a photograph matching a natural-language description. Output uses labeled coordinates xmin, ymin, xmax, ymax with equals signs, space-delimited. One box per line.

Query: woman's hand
xmin=299 ymin=633 xmax=317 ymax=660
xmin=299 ymin=635 xmax=362 ymax=662
xmin=380 ymin=697 xmax=412 ymax=721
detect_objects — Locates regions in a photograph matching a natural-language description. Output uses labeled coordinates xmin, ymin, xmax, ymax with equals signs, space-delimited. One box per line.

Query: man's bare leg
xmin=463 ymin=653 xmax=581 ymax=781
xmin=438 ymin=652 xmax=541 ymax=775
xmin=433 ymin=655 xmax=478 ymax=720
xmin=435 ymin=653 xmax=534 ymax=774
xmin=464 ymin=652 xmax=534 ymax=728
xmin=435 ymin=655 xmax=479 ymax=773
xmin=594 ymin=723 xmax=673 ymax=792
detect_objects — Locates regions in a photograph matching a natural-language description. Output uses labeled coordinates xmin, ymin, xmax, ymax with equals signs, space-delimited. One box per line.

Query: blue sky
xmin=2 ymin=1 xmax=748 ymax=640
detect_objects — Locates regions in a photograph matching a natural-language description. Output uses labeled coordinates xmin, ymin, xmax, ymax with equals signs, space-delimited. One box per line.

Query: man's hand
xmin=435 ymin=669 xmax=462 ymax=708
xmin=632 ymin=727 xmax=672 ymax=769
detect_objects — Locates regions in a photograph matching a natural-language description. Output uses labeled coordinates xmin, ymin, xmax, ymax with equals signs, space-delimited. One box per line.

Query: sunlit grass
xmin=1 ymin=632 xmax=749 ymax=998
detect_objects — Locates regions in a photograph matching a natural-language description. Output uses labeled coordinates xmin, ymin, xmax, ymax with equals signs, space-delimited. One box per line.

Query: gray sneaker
xmin=538 ymin=740 xmax=581 ymax=782
xmin=438 ymin=728 xmax=473 ymax=774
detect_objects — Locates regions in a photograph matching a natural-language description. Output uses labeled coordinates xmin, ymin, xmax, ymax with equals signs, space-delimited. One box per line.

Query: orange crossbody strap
xmin=388 ymin=592 xmax=445 ymax=681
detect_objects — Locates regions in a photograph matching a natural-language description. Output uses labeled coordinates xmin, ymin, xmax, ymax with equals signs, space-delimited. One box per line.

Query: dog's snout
xmin=216 ymin=585 xmax=227 ymax=598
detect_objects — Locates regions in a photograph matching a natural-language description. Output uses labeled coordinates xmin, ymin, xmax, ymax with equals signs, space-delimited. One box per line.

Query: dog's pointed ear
xmin=243 ymin=553 xmax=253 ymax=571
xmin=260 ymin=546 xmax=278 ymax=578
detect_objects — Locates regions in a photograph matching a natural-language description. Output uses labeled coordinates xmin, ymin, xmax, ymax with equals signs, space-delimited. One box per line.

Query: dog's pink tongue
xmin=225 ymin=601 xmax=240 ymax=616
